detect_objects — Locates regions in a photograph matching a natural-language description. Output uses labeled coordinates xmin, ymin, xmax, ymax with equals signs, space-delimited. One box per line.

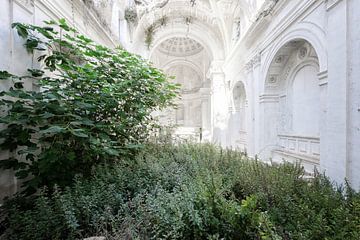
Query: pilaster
xmin=208 ymin=60 xmax=228 ymax=147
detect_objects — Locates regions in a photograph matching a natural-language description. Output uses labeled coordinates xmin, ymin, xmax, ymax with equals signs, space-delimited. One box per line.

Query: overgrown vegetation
xmin=124 ymin=7 xmax=138 ymax=24
xmin=144 ymin=16 xmax=168 ymax=49
xmin=1 ymin=143 xmax=359 ymax=240
xmin=0 ymin=19 xmax=179 ymax=194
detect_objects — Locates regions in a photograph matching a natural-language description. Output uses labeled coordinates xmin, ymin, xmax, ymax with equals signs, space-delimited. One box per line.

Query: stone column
xmin=208 ymin=60 xmax=228 ymax=147
xmin=200 ymin=88 xmax=211 ymax=142
xmin=251 ymin=54 xmax=262 ymax=156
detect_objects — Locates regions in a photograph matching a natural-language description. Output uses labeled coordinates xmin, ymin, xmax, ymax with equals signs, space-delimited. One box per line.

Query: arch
xmin=162 ymin=59 xmax=204 ymax=80
xmin=262 ymin=38 xmax=322 ymax=167
xmin=262 ymin=22 xmax=327 ymax=82
xmin=285 ymin=58 xmax=320 ymax=92
xmin=286 ymin=59 xmax=320 ymax=137
xmin=132 ymin=13 xmax=225 ymax=60
xmin=148 ymin=24 xmax=224 ymax=60
xmin=166 ymin=64 xmax=202 ymax=91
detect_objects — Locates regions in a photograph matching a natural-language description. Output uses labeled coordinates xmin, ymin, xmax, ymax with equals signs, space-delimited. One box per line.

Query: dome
xmin=158 ymin=37 xmax=204 ymax=56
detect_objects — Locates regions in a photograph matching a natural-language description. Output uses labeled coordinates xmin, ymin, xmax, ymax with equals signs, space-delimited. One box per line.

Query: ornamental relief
xmin=244 ymin=53 xmax=261 ymax=72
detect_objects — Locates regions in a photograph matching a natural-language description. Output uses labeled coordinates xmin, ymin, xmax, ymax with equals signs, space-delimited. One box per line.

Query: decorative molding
xmin=318 ymin=70 xmax=328 ymax=86
xmin=298 ymin=47 xmax=308 ymax=60
xmin=244 ymin=62 xmax=253 ymax=74
xmin=252 ymin=53 xmax=261 ymax=67
xmin=244 ymin=53 xmax=261 ymax=73
xmin=13 ymin=0 xmax=34 ymax=13
xmin=259 ymin=94 xmax=279 ymax=103
xmin=325 ymin=0 xmax=343 ymax=11
xmin=268 ymin=74 xmax=278 ymax=84
xmin=277 ymin=134 xmax=320 ymax=163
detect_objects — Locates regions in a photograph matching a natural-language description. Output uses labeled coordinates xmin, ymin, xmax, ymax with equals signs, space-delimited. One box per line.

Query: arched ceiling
xmin=158 ymin=37 xmax=204 ymax=56
xmin=131 ymin=0 xmax=265 ymax=58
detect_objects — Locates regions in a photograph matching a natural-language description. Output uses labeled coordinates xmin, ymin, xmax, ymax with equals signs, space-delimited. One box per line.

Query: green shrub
xmin=1 ymin=143 xmax=359 ymax=239
xmin=0 ymin=20 xmax=179 ymax=194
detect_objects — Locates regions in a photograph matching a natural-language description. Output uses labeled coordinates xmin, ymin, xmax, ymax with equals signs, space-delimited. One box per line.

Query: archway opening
xmin=264 ymin=39 xmax=321 ymax=170
xmin=151 ymin=36 xmax=212 ymax=141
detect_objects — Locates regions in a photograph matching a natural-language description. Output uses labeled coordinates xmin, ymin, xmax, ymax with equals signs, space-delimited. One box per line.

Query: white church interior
xmin=0 ymin=0 xmax=360 ymax=196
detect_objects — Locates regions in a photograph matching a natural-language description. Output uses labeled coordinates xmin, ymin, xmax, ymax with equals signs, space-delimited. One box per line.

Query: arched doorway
xmin=150 ymin=36 xmax=212 ymax=141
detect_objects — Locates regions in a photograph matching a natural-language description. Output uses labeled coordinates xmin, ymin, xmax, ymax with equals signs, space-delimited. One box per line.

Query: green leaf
xmin=0 ymin=71 xmax=13 ymax=79
xmin=104 ymin=148 xmax=120 ymax=156
xmin=70 ymin=129 xmax=88 ymax=138
xmin=43 ymin=20 xmax=57 ymax=25
xmin=40 ymin=126 xmax=66 ymax=134
xmin=0 ymin=158 xmax=19 ymax=170
xmin=12 ymin=22 xmax=28 ymax=38
xmin=25 ymin=38 xmax=40 ymax=52
xmin=14 ymin=82 xmax=24 ymax=89
xmin=37 ymin=54 xmax=47 ymax=62
xmin=28 ymin=69 xmax=45 ymax=77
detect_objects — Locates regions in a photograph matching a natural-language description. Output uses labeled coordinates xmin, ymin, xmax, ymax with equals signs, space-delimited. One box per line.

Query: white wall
xmin=222 ymin=0 xmax=360 ymax=189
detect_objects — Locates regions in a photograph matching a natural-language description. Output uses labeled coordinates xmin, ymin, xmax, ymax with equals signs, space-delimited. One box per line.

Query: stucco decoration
xmin=158 ymin=37 xmax=204 ymax=57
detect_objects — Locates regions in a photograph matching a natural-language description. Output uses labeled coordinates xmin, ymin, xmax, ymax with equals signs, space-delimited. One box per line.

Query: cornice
xmin=224 ymin=0 xmax=320 ymax=71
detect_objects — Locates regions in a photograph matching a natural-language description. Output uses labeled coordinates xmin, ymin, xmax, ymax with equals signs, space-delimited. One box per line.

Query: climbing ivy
xmin=0 ymin=19 xmax=179 ymax=195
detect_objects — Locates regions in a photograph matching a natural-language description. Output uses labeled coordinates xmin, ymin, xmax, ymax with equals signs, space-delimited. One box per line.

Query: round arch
xmin=131 ymin=15 xmax=225 ymax=60
xmin=262 ymin=22 xmax=327 ymax=79
xmin=162 ymin=59 xmax=204 ymax=79
xmin=284 ymin=58 xmax=320 ymax=92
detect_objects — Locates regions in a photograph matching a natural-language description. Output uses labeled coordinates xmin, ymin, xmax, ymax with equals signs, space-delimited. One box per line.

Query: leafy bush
xmin=0 ymin=20 xmax=179 ymax=194
xmin=1 ymin=143 xmax=359 ymax=239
